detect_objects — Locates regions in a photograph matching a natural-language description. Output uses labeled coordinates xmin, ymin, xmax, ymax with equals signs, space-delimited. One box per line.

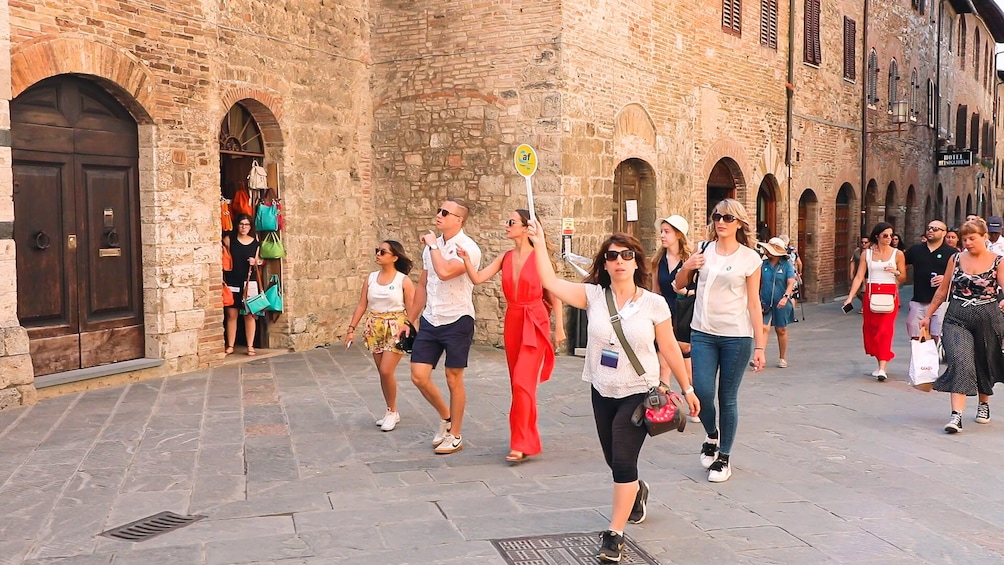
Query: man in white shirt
xmin=986 ymin=216 xmax=1004 ymax=256
xmin=409 ymin=198 xmax=482 ymax=454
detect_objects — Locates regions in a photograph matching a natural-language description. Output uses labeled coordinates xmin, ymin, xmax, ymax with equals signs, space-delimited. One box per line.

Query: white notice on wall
xmin=625 ymin=200 xmax=638 ymax=222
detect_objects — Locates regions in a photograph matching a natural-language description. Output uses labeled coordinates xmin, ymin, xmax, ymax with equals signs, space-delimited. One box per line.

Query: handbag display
xmin=260 ymin=231 xmax=286 ymax=259
xmin=243 ymin=267 xmax=270 ymax=315
xmin=866 ymin=249 xmax=897 ymax=314
xmin=247 ymin=159 xmax=269 ymax=190
xmin=264 ymin=274 xmax=283 ymax=312
xmin=255 ymin=201 xmax=280 ymax=232
xmin=604 ymin=288 xmax=687 ymax=435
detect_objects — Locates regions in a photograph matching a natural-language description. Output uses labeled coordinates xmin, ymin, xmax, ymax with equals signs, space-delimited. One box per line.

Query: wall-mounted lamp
xmin=891 ymin=101 xmax=909 ymax=124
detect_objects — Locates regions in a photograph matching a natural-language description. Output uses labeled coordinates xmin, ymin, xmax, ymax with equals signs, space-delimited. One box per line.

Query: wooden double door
xmin=12 ymin=76 xmax=144 ymax=377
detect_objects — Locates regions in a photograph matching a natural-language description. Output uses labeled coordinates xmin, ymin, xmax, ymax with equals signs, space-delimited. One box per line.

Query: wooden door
xmin=13 ymin=76 xmax=143 ymax=377
xmin=613 ymin=161 xmax=641 ymax=240
xmin=833 ymin=200 xmax=851 ymax=295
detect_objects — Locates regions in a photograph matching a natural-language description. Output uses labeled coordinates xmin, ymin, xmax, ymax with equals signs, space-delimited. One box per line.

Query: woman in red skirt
xmin=843 ymin=222 xmax=907 ymax=381
xmin=459 ymin=209 xmax=565 ymax=463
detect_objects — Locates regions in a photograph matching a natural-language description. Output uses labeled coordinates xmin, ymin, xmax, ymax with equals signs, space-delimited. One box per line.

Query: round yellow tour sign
xmin=514 ymin=144 xmax=538 ymax=177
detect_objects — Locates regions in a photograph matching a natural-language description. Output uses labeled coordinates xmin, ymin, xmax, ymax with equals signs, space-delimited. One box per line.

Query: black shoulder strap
xmin=605 ymin=287 xmax=645 ymax=376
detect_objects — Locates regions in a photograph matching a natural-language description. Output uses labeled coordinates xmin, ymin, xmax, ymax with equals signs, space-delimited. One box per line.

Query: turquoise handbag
xmin=242 ymin=268 xmax=270 ymax=315
xmin=255 ymin=202 xmax=280 ymax=232
xmin=264 ymin=275 xmax=283 ymax=312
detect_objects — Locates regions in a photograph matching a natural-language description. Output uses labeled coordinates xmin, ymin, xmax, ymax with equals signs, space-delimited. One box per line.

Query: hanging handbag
xmin=221 ymin=199 xmax=233 ymax=232
xmin=260 ymin=232 xmax=286 ymax=259
xmin=222 ymin=242 xmax=233 ymax=272
xmin=222 ymin=282 xmax=235 ymax=307
xmin=247 ymin=159 xmax=269 ymax=190
xmin=604 ymin=288 xmax=688 ymax=435
xmin=231 ymin=183 xmax=253 ymax=218
xmin=264 ymin=274 xmax=283 ymax=312
xmin=672 ymin=241 xmax=708 ymax=343
xmin=243 ymin=267 xmax=271 ymax=315
xmin=867 ymin=249 xmax=897 ymax=314
xmin=255 ymin=201 xmax=280 ymax=232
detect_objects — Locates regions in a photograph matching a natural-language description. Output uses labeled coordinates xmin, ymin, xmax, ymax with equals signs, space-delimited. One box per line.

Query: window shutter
xmin=723 ymin=0 xmax=742 ymax=35
xmin=760 ymin=0 xmax=778 ymax=49
xmin=843 ymin=17 xmax=856 ymax=80
xmin=804 ymin=0 xmax=821 ymax=65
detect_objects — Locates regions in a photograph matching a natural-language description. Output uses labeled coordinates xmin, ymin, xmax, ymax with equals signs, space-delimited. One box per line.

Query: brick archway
xmin=11 ymin=37 xmax=155 ymax=123
xmin=220 ymin=89 xmax=285 ymax=147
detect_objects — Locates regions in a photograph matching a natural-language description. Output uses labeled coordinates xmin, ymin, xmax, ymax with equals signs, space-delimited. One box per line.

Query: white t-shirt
xmin=582 ymin=284 xmax=672 ymax=398
xmin=421 ymin=229 xmax=482 ymax=326
xmin=367 ymin=271 xmax=407 ymax=312
xmin=692 ymin=241 xmax=762 ymax=338
xmin=987 ymin=236 xmax=1004 ymax=256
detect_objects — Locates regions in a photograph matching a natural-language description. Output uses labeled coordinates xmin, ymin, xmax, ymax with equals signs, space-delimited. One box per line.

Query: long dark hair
xmin=585 ymin=233 xmax=650 ymax=290
xmin=869 ymin=222 xmax=894 ymax=244
xmin=232 ymin=214 xmax=254 ymax=237
xmin=383 ymin=240 xmax=413 ymax=275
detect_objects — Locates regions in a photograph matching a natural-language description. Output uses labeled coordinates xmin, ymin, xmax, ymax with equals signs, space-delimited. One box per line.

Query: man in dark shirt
xmin=904 ymin=220 xmax=954 ymax=342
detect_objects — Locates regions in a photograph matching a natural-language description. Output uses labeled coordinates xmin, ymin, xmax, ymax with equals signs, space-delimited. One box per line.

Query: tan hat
xmin=758 ymin=237 xmax=788 ymax=257
xmin=655 ymin=215 xmax=689 ymax=237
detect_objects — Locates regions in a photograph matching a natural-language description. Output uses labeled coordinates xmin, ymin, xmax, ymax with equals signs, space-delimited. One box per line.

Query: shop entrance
xmin=12 ymin=75 xmax=144 ymax=377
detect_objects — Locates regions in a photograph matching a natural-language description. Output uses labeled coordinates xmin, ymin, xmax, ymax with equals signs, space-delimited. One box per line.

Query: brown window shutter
xmin=843 ymin=17 xmax=856 ymax=80
xmin=805 ymin=0 xmax=821 ymax=65
xmin=723 ymin=0 xmax=742 ymax=35
xmin=760 ymin=0 xmax=778 ymax=48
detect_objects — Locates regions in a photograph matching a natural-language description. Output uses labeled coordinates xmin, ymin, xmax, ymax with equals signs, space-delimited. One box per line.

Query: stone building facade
xmin=1 ymin=0 xmax=1002 ymax=407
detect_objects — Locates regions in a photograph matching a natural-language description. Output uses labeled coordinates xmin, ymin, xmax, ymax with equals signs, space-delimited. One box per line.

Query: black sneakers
xmin=945 ymin=412 xmax=963 ymax=434
xmin=627 ymin=480 xmax=649 ymax=524
xmin=976 ymin=402 xmax=991 ymax=424
xmin=597 ymin=530 xmax=624 ymax=563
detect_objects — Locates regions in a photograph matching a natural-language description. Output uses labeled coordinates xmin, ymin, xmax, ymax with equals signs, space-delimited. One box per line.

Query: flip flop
xmin=225 ymin=346 xmax=234 ymax=355
xmin=247 ymin=347 xmax=256 ymax=356
xmin=505 ymin=452 xmax=529 ymax=464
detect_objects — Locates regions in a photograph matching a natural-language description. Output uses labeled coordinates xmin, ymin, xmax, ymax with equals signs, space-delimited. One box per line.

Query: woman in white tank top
xmin=843 ymin=222 xmax=907 ymax=381
xmin=346 ymin=240 xmax=415 ymax=432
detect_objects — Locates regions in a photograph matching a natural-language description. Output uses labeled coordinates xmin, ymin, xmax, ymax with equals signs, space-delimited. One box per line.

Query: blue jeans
xmin=690 ymin=330 xmax=753 ymax=455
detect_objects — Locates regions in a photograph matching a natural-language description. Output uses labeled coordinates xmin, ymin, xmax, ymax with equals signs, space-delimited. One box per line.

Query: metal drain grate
xmin=99 ymin=511 xmax=206 ymax=542
xmin=491 ymin=532 xmax=658 ymax=564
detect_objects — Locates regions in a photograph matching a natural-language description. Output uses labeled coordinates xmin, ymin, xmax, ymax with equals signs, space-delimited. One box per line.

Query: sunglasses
xmin=711 ymin=213 xmax=738 ymax=224
xmin=437 ymin=208 xmax=463 ymax=218
xmin=926 ymin=226 xmax=944 ymax=232
xmin=604 ymin=249 xmax=637 ymax=261
xmin=375 ymin=248 xmax=392 ymax=256
xmin=879 ymin=233 xmax=892 ymax=238
xmin=505 ymin=219 xmax=526 ymax=227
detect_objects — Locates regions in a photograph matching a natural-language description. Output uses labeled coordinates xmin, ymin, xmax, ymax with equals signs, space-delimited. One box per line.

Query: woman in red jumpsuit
xmin=459 ymin=209 xmax=565 ymax=462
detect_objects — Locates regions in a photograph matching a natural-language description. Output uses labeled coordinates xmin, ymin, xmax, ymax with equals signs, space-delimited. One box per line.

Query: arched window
xmin=974 ymin=29 xmax=980 ymax=78
xmin=956 ymin=104 xmax=967 ymax=148
xmin=960 ymin=18 xmax=967 ymax=67
xmin=926 ymin=78 xmax=935 ymax=127
xmin=910 ymin=68 xmax=919 ymax=120
xmin=971 ymin=113 xmax=979 ymax=153
xmin=887 ymin=59 xmax=899 ymax=112
xmin=867 ymin=50 xmax=879 ymax=106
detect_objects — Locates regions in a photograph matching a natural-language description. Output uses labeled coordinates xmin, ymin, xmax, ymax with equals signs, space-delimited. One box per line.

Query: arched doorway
xmin=905 ymin=185 xmax=917 ymax=246
xmin=706 ymin=158 xmax=743 ymax=217
xmin=966 ymin=194 xmax=974 ymax=216
xmin=798 ymin=190 xmax=819 ymax=300
xmin=220 ymin=102 xmax=271 ymax=349
xmin=954 ymin=196 xmax=963 ymax=227
xmin=756 ymin=175 xmax=778 ymax=241
xmin=834 ymin=184 xmax=854 ymax=295
xmin=936 ymin=184 xmax=944 ymax=219
xmin=884 ymin=181 xmax=898 ymax=229
xmin=864 ymin=179 xmax=880 ymax=230
xmin=924 ymin=194 xmax=933 ymax=223
xmin=612 ymin=159 xmax=656 ymax=245
xmin=13 ymin=75 xmax=144 ymax=376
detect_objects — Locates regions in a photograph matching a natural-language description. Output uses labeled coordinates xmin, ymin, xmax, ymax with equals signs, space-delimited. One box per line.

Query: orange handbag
xmin=231 ymin=183 xmax=253 ymax=218
xmin=222 ymin=283 xmax=235 ymax=307
xmin=222 ymin=243 xmax=233 ymax=272
xmin=221 ymin=199 xmax=234 ymax=232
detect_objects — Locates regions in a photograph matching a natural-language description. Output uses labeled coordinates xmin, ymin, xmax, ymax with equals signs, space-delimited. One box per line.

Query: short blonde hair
xmin=960 ymin=218 xmax=988 ymax=237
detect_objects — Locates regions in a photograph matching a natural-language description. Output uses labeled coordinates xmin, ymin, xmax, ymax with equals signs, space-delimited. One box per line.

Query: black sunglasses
xmin=375 ymin=248 xmax=391 ymax=256
xmin=604 ymin=249 xmax=636 ymax=262
xmin=505 ymin=219 xmax=526 ymax=227
xmin=437 ymin=208 xmax=463 ymax=218
xmin=926 ymin=226 xmax=944 ymax=232
xmin=711 ymin=213 xmax=738 ymax=224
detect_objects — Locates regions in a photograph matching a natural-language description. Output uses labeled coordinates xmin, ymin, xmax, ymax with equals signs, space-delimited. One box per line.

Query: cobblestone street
xmin=2 ymin=297 xmax=1004 ymax=564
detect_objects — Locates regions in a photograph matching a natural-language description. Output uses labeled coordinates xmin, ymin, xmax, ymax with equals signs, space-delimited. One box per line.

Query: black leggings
xmin=591 ymin=387 xmax=648 ymax=483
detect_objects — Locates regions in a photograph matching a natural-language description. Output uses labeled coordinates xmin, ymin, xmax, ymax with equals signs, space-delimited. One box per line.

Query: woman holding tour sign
xmin=526 ymin=218 xmax=698 ymax=563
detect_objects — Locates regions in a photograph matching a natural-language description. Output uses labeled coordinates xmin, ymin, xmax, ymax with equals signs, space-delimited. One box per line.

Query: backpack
xmin=247 ymin=159 xmax=269 ymax=190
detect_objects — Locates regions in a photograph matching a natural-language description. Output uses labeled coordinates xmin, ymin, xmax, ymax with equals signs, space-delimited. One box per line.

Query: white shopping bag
xmin=909 ymin=335 xmax=939 ymax=392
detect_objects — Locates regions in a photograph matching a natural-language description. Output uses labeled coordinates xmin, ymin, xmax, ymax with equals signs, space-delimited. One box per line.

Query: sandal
xmin=505 ymin=451 xmax=529 ymax=464
xmin=247 ymin=347 xmax=256 ymax=356
xmin=225 ymin=346 xmax=234 ymax=355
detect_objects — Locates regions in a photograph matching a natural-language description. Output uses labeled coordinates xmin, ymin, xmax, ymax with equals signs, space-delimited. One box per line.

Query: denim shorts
xmin=410 ymin=315 xmax=475 ymax=369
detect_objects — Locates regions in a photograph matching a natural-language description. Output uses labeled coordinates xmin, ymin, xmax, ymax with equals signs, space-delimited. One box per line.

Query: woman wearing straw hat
xmin=758 ymin=238 xmax=798 ymax=368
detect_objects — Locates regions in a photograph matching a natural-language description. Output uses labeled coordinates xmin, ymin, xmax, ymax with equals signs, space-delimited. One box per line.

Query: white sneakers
xmin=434 ymin=433 xmax=463 ymax=454
xmin=872 ymin=368 xmax=888 ymax=381
xmin=375 ymin=409 xmax=400 ymax=432
xmin=777 ymin=359 xmax=788 ymax=368
xmin=432 ymin=419 xmax=452 ymax=447
xmin=708 ymin=458 xmax=732 ymax=482
xmin=700 ymin=436 xmax=720 ymax=469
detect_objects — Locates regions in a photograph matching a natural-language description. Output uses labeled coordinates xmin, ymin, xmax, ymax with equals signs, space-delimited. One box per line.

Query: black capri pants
xmin=591 ymin=387 xmax=648 ymax=484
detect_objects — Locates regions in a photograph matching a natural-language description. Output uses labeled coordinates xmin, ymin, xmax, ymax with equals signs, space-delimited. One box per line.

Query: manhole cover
xmin=491 ymin=532 xmax=658 ymax=564
xmin=99 ymin=511 xmax=206 ymax=542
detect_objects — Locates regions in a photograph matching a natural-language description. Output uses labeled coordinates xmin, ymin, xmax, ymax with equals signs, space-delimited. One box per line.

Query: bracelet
xmin=754 ymin=347 xmax=765 ymax=350
xmin=684 ymin=386 xmax=695 ymax=395
xmin=347 ymin=326 xmax=355 ymax=331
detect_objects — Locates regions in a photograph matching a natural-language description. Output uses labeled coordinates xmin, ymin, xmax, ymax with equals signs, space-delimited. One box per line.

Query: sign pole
xmin=514 ymin=144 xmax=539 ymax=222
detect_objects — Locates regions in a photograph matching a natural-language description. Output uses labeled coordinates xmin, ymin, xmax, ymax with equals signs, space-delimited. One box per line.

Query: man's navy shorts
xmin=410 ymin=315 xmax=475 ymax=369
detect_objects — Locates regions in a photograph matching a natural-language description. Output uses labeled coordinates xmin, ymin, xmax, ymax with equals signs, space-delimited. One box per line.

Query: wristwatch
xmin=782 ymin=294 xmax=790 ymax=298
xmin=429 ymin=244 xmax=439 ymax=250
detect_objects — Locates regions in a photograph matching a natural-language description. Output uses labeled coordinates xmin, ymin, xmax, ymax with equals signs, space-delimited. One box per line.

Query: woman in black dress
xmin=223 ymin=214 xmax=263 ymax=355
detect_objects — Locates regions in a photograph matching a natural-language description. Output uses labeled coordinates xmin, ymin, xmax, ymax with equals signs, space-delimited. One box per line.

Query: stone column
xmin=0 ymin=0 xmax=36 ymax=409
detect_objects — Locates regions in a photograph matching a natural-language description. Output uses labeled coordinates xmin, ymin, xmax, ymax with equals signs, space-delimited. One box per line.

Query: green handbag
xmin=264 ymin=275 xmax=283 ymax=312
xmin=260 ymin=232 xmax=286 ymax=259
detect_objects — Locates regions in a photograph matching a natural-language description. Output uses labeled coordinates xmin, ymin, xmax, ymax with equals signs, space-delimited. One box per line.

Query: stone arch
xmin=11 ymin=37 xmax=155 ymax=123
xmin=797 ymin=189 xmax=820 ymax=300
xmin=706 ymin=157 xmax=747 ymax=218
xmin=702 ymin=139 xmax=751 ymax=209
xmin=221 ymin=89 xmax=285 ymax=148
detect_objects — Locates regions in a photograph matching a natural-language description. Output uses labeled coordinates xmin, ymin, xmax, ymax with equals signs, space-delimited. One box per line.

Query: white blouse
xmin=367 ymin=271 xmax=407 ymax=312
xmin=691 ymin=241 xmax=762 ymax=338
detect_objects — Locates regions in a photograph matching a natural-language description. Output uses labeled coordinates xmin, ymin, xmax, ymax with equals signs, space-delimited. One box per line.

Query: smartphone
xmin=842 ymin=303 xmax=854 ymax=314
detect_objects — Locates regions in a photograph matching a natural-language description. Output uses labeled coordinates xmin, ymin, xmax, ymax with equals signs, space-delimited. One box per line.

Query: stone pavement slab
xmin=3 ymin=297 xmax=1004 ymax=563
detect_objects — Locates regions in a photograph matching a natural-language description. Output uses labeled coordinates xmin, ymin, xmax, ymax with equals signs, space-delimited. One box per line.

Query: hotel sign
xmin=937 ymin=150 xmax=973 ymax=168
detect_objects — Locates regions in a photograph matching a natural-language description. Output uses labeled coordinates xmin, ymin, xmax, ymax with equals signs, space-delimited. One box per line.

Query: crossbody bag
xmin=867 ymin=248 xmax=897 ymax=314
